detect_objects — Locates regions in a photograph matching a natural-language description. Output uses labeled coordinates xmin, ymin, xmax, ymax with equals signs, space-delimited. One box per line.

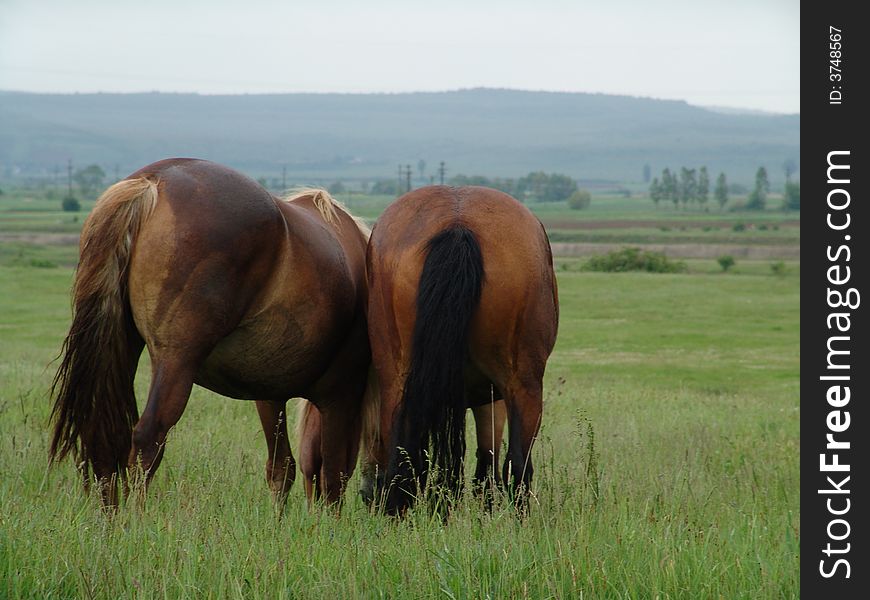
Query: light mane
xmin=283 ymin=188 xmax=370 ymax=239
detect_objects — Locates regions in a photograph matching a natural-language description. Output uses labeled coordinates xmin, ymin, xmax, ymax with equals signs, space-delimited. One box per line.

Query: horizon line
xmin=0 ymin=87 xmax=798 ymax=116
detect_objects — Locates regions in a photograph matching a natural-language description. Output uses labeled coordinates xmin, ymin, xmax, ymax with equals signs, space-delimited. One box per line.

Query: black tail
xmin=385 ymin=225 xmax=484 ymax=513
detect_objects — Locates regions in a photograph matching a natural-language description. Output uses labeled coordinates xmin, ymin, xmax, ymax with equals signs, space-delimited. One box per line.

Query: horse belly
xmin=194 ymin=311 xmax=334 ymax=401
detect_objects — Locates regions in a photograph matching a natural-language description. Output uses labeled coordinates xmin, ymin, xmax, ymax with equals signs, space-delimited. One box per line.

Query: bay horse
xmin=297 ymin=390 xmax=508 ymax=506
xmin=49 ymin=158 xmax=371 ymax=507
xmin=362 ymin=185 xmax=559 ymax=514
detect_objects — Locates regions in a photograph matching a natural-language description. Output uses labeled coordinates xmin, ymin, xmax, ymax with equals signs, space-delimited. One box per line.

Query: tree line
xmin=649 ymin=166 xmax=717 ymax=210
xmin=649 ymin=166 xmax=799 ymax=211
xmin=448 ymin=171 xmax=579 ymax=202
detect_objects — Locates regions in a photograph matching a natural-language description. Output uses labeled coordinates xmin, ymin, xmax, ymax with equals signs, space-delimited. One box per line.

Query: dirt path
xmin=0 ymin=233 xmax=800 ymax=260
xmin=541 ymin=218 xmax=801 ymax=230
xmin=550 ymin=242 xmax=800 ymax=260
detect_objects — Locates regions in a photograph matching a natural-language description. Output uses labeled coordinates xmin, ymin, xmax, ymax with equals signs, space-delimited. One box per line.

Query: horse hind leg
xmin=255 ymin=400 xmax=296 ymax=507
xmin=297 ymin=400 xmax=322 ymax=505
xmin=471 ymin=396 xmax=506 ymax=507
xmin=317 ymin=396 xmax=363 ymax=506
xmin=304 ymin=312 xmax=369 ymax=508
xmin=501 ymin=380 xmax=543 ymax=513
xmin=309 ymin=362 xmax=366 ymax=507
xmin=128 ymin=358 xmax=196 ymax=496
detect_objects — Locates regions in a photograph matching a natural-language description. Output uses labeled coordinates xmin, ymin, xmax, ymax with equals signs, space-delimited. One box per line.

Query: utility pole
xmin=67 ymin=159 xmax=73 ymax=198
xmin=114 ymin=164 xmax=120 ymax=182
xmin=439 ymin=161 xmax=446 ymax=185
xmin=405 ymin=164 xmax=412 ymax=194
xmin=397 ymin=164 xmax=403 ymax=196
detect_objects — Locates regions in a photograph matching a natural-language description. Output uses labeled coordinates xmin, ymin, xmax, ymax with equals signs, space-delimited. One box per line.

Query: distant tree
xmin=328 ymin=181 xmax=346 ymax=195
xmin=782 ymin=158 xmax=797 ymax=182
xmin=517 ymin=171 xmax=577 ymax=202
xmin=697 ymin=166 xmax=710 ymax=209
xmin=746 ymin=166 xmax=769 ymax=210
xmin=717 ymin=255 xmax=736 ymax=272
xmin=544 ymin=173 xmax=579 ymax=202
xmin=490 ymin=177 xmax=517 ymax=196
xmin=567 ymin=189 xmax=592 ymax=210
xmin=449 ymin=174 xmax=493 ymax=187
xmin=256 ymin=177 xmax=269 ymax=190
xmin=661 ymin=168 xmax=678 ymax=209
xmin=782 ymin=181 xmax=800 ymax=211
xmin=371 ymin=179 xmax=398 ymax=195
xmin=516 ymin=171 xmax=548 ymax=200
xmin=679 ymin=167 xmax=697 ymax=209
xmin=649 ymin=177 xmax=663 ymax=208
xmin=642 ymin=163 xmax=651 ymax=183
xmin=62 ymin=196 xmax=81 ymax=212
xmin=714 ymin=173 xmax=729 ymax=210
xmin=73 ymin=164 xmax=106 ymax=197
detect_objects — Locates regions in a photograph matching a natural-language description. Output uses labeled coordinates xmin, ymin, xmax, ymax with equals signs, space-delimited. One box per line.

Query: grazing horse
xmin=49 ymin=158 xmax=370 ymax=507
xmin=297 ymin=390 xmax=508 ymax=506
xmin=363 ymin=186 xmax=559 ymax=513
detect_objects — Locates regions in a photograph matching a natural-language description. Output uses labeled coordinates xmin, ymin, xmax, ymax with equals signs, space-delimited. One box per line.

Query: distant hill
xmin=0 ymin=89 xmax=799 ymax=186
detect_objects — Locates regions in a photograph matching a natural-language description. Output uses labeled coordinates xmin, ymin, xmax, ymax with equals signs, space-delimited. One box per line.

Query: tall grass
xmin=0 ymin=264 xmax=799 ymax=598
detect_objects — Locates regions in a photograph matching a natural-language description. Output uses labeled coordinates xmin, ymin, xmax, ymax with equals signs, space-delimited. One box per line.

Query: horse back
xmin=126 ymin=159 xmax=366 ymax=400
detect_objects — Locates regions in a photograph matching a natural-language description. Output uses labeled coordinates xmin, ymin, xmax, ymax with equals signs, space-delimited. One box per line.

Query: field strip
xmin=0 ymin=233 xmax=80 ymax=245
xmin=540 ymin=218 xmax=801 ymax=230
xmin=0 ymin=233 xmax=800 ymax=260
xmin=551 ymin=242 xmax=800 ymax=259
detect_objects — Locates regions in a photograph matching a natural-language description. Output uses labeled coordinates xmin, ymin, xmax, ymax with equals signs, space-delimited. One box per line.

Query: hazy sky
xmin=0 ymin=0 xmax=799 ymax=113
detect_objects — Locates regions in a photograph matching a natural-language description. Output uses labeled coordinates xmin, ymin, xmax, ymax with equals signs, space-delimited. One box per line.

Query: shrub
xmin=371 ymin=180 xmax=398 ymax=195
xmin=582 ymin=247 xmax=687 ymax=273
xmin=717 ymin=255 xmax=736 ymax=272
xmin=770 ymin=261 xmax=787 ymax=276
xmin=745 ymin=189 xmax=766 ymax=210
xmin=567 ymin=189 xmax=592 ymax=210
xmin=29 ymin=259 xmax=58 ymax=268
xmin=61 ymin=196 xmax=81 ymax=212
xmin=732 ymin=222 xmax=746 ymax=232
xmin=758 ymin=224 xmax=769 ymax=231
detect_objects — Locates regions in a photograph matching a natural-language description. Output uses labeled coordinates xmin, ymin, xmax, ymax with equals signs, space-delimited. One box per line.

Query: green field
xmin=0 ymin=187 xmax=799 ymax=598
xmin=1 ymin=269 xmax=799 ymax=597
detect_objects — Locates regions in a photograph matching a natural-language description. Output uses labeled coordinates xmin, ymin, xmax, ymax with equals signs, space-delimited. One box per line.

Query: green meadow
xmin=0 ymin=190 xmax=799 ymax=598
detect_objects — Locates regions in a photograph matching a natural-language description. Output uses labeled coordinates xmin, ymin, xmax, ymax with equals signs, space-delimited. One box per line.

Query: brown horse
xmin=298 ymin=391 xmax=508 ymax=506
xmin=49 ymin=158 xmax=371 ymax=507
xmin=362 ymin=185 xmax=559 ymax=513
